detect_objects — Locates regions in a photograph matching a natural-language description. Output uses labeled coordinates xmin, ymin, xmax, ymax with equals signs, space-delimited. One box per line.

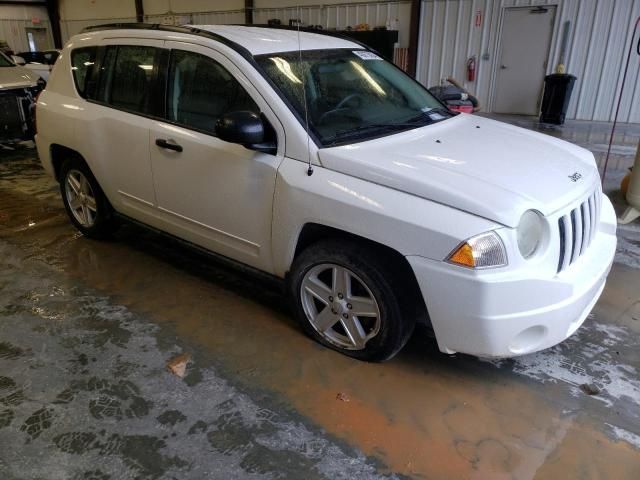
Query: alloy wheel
xmin=300 ymin=263 xmax=381 ymax=350
xmin=65 ymin=169 xmax=97 ymax=227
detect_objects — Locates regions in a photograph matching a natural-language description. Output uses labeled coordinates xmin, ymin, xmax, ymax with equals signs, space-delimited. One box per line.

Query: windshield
xmin=0 ymin=52 xmax=15 ymax=67
xmin=255 ymin=49 xmax=452 ymax=147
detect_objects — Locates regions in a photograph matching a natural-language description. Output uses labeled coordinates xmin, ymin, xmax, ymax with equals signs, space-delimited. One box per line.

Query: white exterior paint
xmin=417 ymin=0 xmax=640 ymax=123
xmin=318 ymin=114 xmax=600 ymax=227
xmin=36 ymin=26 xmax=617 ymax=357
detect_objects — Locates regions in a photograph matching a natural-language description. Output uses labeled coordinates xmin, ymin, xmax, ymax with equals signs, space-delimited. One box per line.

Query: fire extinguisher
xmin=467 ymin=56 xmax=476 ymax=82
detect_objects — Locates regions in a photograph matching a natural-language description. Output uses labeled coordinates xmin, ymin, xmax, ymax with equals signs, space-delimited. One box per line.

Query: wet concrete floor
xmin=1 ymin=116 xmax=640 ymax=479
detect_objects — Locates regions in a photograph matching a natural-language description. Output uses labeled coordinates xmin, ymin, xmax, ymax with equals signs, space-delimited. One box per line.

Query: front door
xmin=493 ymin=6 xmax=556 ymax=115
xmin=149 ymin=42 xmax=284 ymax=272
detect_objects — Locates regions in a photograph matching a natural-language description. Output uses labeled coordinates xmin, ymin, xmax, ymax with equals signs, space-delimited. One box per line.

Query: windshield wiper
xmin=324 ymin=119 xmax=432 ymax=146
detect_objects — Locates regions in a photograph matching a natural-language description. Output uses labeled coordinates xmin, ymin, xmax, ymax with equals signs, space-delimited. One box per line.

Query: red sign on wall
xmin=475 ymin=10 xmax=482 ymax=28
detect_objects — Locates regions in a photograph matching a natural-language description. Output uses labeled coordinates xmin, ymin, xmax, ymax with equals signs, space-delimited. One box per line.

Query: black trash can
xmin=539 ymin=74 xmax=576 ymax=125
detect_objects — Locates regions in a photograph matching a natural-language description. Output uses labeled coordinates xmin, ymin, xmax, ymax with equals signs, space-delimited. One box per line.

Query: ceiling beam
xmin=245 ymin=0 xmax=253 ymax=25
xmin=45 ymin=0 xmax=63 ymax=49
xmin=134 ymin=0 xmax=144 ymax=23
xmin=407 ymin=0 xmax=422 ymax=78
xmin=0 ymin=1 xmax=46 ymax=5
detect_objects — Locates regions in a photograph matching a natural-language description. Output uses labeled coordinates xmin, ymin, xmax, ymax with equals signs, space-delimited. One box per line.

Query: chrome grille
xmin=557 ymin=188 xmax=601 ymax=273
xmin=0 ymin=93 xmax=23 ymax=139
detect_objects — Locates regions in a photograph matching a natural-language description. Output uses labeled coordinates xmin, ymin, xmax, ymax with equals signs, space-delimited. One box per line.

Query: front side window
xmin=70 ymin=47 xmax=97 ymax=98
xmin=104 ymin=45 xmax=158 ymax=114
xmin=167 ymin=50 xmax=259 ymax=134
xmin=256 ymin=49 xmax=452 ymax=147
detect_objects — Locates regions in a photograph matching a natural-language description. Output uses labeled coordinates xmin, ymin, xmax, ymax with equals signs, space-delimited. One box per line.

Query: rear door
xmin=79 ymin=39 xmax=165 ymax=221
xmin=148 ymin=41 xmax=284 ymax=272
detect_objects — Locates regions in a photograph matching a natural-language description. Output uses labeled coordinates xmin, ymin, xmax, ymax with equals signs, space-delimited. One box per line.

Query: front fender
xmin=271 ymin=158 xmax=502 ymax=276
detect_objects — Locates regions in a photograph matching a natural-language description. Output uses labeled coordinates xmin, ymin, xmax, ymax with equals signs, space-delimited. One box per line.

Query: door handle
xmin=155 ymin=138 xmax=183 ymax=152
xmin=500 ymin=65 xmax=508 ymax=69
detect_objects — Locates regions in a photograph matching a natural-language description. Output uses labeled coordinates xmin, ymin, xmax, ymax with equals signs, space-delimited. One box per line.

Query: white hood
xmin=318 ymin=114 xmax=599 ymax=227
xmin=0 ymin=65 xmax=38 ymax=89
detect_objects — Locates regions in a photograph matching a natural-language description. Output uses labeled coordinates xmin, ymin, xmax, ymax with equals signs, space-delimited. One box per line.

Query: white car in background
xmin=35 ymin=25 xmax=617 ymax=361
xmin=0 ymin=51 xmax=44 ymax=143
xmin=12 ymin=50 xmax=60 ymax=82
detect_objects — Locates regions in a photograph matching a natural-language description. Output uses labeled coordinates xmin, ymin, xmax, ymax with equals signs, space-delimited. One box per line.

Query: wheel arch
xmin=50 ymin=144 xmax=85 ymax=181
xmin=291 ymin=223 xmax=430 ymax=326
xmin=51 ymin=144 xmax=114 ymax=212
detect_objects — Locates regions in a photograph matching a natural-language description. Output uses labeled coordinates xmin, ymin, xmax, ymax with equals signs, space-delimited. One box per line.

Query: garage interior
xmin=1 ymin=0 xmax=640 ymax=479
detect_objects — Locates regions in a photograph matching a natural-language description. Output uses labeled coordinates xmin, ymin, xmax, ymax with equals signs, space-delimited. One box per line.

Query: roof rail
xmin=80 ymin=22 xmax=374 ymax=57
xmin=238 ymin=24 xmax=378 ymax=56
xmin=80 ymin=22 xmax=254 ymax=61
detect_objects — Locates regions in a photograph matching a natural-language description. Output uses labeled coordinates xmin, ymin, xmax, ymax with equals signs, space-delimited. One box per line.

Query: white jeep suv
xmin=35 ymin=24 xmax=617 ymax=361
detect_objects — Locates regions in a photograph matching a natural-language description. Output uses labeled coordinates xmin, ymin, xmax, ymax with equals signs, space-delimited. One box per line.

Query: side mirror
xmin=215 ymin=111 xmax=265 ymax=146
xmin=11 ymin=55 xmax=25 ymax=66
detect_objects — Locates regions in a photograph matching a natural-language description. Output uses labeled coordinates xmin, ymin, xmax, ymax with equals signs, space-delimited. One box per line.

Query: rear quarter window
xmin=71 ymin=47 xmax=97 ymax=98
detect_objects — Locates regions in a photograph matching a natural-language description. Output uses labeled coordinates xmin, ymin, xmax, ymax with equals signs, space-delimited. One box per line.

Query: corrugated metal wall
xmin=0 ymin=5 xmax=54 ymax=53
xmin=145 ymin=10 xmax=246 ymax=26
xmin=61 ymin=12 xmax=247 ymax=41
xmin=61 ymin=17 xmax=136 ymax=41
xmin=417 ymin=0 xmax=640 ymax=123
xmin=60 ymin=2 xmax=410 ymax=46
xmin=253 ymin=1 xmax=411 ymax=46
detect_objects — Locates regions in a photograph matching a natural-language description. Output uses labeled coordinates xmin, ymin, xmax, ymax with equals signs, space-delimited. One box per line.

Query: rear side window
xmin=99 ymin=45 xmax=159 ymax=115
xmin=71 ymin=47 xmax=97 ymax=98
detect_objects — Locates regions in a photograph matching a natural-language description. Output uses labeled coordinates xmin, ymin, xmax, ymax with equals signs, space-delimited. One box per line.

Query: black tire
xmin=59 ymin=157 xmax=117 ymax=239
xmin=289 ymin=239 xmax=416 ymax=362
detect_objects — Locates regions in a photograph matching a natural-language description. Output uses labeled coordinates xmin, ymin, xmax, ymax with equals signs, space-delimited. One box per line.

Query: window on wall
xmin=27 ymin=32 xmax=36 ymax=52
xmin=105 ymin=45 xmax=158 ymax=115
xmin=167 ymin=50 xmax=259 ymax=134
xmin=70 ymin=47 xmax=97 ymax=99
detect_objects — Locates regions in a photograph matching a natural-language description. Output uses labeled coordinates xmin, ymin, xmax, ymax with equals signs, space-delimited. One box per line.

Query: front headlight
xmin=447 ymin=231 xmax=507 ymax=269
xmin=517 ymin=210 xmax=544 ymax=259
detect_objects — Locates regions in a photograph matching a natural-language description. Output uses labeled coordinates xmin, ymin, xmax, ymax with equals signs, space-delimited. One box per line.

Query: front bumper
xmin=407 ymin=194 xmax=617 ymax=357
xmin=0 ymin=86 xmax=38 ymax=142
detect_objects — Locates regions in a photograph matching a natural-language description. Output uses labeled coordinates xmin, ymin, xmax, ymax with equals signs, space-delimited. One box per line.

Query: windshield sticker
xmin=422 ymin=107 xmax=446 ymax=120
xmin=353 ymin=50 xmax=382 ymax=61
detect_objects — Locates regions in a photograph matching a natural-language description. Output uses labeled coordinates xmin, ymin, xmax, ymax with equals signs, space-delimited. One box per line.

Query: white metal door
xmin=493 ymin=6 xmax=556 ymax=115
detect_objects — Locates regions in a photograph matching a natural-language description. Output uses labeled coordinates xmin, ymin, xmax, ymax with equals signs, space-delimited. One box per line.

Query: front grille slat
xmin=588 ymin=194 xmax=596 ymax=245
xmin=556 ymin=187 xmax=600 ymax=274
xmin=582 ymin=201 xmax=590 ymax=251
xmin=560 ymin=215 xmax=573 ymax=271
xmin=571 ymin=208 xmax=582 ymax=262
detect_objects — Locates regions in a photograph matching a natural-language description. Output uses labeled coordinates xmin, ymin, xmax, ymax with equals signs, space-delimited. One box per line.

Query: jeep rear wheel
xmin=60 ymin=158 xmax=116 ymax=239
